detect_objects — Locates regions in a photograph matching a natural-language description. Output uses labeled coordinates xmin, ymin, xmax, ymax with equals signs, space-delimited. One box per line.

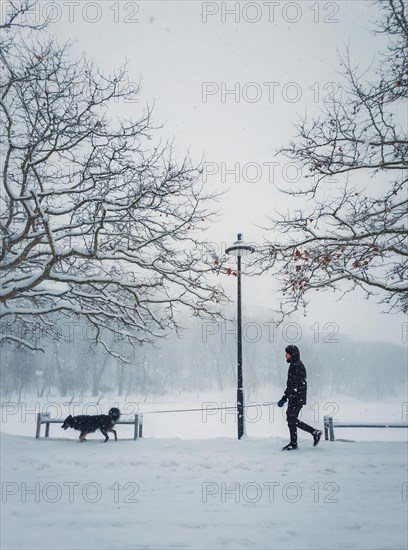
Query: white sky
xmin=17 ymin=0 xmax=407 ymax=345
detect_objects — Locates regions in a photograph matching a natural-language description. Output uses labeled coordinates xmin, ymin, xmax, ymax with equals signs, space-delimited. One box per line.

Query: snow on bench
xmin=35 ymin=412 xmax=143 ymax=440
xmin=323 ymin=415 xmax=407 ymax=441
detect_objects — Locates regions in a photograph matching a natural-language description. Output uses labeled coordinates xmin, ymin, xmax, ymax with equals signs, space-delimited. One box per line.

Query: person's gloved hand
xmin=277 ymin=399 xmax=285 ymax=408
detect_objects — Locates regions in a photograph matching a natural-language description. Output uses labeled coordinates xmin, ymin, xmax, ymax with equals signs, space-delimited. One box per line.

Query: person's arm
xmin=278 ymin=370 xmax=290 ymax=406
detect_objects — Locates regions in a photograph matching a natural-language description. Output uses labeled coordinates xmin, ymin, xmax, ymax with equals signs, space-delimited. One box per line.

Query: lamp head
xmin=225 ymin=233 xmax=256 ymax=258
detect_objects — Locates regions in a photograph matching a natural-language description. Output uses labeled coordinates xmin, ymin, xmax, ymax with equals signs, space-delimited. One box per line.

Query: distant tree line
xmin=1 ymin=311 xmax=406 ymax=402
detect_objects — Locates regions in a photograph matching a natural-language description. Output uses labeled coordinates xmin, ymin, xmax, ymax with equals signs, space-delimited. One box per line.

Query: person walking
xmin=277 ymin=345 xmax=322 ymax=450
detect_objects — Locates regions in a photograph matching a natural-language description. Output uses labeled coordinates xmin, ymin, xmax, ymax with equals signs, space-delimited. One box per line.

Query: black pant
xmin=286 ymin=401 xmax=314 ymax=445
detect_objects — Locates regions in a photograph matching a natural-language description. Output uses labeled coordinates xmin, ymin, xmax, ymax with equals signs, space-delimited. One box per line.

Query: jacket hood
xmin=285 ymin=345 xmax=300 ymax=361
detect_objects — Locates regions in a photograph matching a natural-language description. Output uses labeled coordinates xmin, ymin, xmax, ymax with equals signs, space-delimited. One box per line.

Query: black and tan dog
xmin=61 ymin=407 xmax=121 ymax=442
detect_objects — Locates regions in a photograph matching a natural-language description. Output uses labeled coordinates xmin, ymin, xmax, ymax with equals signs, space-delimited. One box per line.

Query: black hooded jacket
xmin=281 ymin=345 xmax=307 ymax=405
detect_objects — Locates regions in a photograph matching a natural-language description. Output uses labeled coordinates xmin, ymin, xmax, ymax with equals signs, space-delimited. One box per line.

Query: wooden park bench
xmin=36 ymin=412 xmax=143 ymax=440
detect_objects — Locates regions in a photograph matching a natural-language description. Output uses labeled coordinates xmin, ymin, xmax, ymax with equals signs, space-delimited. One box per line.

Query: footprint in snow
xmin=160 ymin=459 xmax=178 ymax=467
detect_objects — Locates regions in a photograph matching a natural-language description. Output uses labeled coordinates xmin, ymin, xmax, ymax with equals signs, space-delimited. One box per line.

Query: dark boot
xmin=282 ymin=442 xmax=298 ymax=451
xmin=313 ymin=430 xmax=322 ymax=447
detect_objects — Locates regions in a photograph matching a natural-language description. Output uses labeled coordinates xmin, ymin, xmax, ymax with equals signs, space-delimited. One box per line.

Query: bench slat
xmin=335 ymin=423 xmax=406 ymax=428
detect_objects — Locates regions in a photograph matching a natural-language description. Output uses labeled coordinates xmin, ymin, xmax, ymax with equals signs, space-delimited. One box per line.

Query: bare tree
xmin=0 ymin=1 xmax=49 ymax=31
xmin=0 ymin=8 xmax=225 ymax=357
xmin=257 ymin=0 xmax=407 ymax=316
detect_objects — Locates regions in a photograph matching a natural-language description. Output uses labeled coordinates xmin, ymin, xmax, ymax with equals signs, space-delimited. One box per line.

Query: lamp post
xmin=226 ymin=233 xmax=255 ymax=439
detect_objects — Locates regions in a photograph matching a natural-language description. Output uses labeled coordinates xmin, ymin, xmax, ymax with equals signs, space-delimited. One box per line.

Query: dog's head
xmin=61 ymin=415 xmax=73 ymax=430
xmin=108 ymin=407 xmax=121 ymax=422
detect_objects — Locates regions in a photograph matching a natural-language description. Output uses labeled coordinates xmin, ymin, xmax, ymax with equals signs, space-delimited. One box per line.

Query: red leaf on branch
xmin=322 ymin=255 xmax=330 ymax=266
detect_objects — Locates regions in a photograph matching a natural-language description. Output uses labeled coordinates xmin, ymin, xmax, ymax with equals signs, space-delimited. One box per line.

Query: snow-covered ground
xmin=1 ymin=392 xmax=407 ymax=549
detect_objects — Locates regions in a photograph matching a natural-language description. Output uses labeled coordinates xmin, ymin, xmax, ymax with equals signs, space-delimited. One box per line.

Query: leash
xmin=138 ymin=403 xmax=278 ymax=414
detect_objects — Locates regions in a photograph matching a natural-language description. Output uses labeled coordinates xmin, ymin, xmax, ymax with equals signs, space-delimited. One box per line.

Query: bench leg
xmin=36 ymin=413 xmax=42 ymax=439
xmin=329 ymin=417 xmax=335 ymax=441
xmin=134 ymin=415 xmax=139 ymax=440
xmin=323 ymin=416 xmax=329 ymax=440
